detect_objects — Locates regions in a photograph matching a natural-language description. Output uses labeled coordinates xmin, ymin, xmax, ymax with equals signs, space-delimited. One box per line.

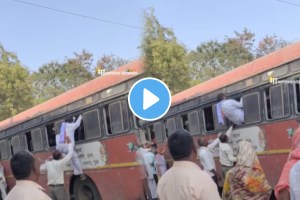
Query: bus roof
xmin=0 ymin=59 xmax=144 ymax=130
xmin=172 ymin=41 xmax=300 ymax=106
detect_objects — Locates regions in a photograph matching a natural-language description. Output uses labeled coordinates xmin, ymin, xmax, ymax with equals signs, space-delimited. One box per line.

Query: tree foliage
xmin=95 ymin=54 xmax=129 ymax=75
xmin=31 ymin=50 xmax=94 ymax=104
xmin=141 ymin=9 xmax=191 ymax=94
xmin=0 ymin=44 xmax=33 ymax=120
xmin=189 ymin=29 xmax=289 ymax=83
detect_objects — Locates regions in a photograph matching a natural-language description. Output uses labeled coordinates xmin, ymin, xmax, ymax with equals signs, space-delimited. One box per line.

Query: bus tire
xmin=73 ymin=176 xmax=102 ymax=200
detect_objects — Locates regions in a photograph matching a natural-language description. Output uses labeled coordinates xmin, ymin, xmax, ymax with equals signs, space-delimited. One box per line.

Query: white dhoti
xmin=56 ymin=144 xmax=83 ymax=175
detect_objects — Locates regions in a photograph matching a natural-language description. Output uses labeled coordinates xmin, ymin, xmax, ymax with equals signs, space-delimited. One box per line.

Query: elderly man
xmin=6 ymin=151 xmax=51 ymax=200
xmin=158 ymin=129 xmax=220 ymax=200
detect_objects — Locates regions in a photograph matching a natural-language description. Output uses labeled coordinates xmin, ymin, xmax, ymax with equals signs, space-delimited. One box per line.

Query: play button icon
xmin=128 ymin=78 xmax=171 ymax=121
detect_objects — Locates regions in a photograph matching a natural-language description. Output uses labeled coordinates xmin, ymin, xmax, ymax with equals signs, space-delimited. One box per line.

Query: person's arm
xmin=207 ymin=137 xmax=220 ymax=150
xmin=232 ymin=99 xmax=243 ymax=109
xmin=59 ymin=137 xmax=74 ymax=167
xmin=225 ymin=126 xmax=233 ymax=138
xmin=71 ymin=115 xmax=83 ymax=131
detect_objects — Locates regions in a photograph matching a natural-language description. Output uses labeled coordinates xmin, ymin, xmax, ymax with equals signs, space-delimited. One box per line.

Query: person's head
xmin=237 ymin=140 xmax=258 ymax=167
xmin=217 ymin=93 xmax=226 ymax=102
xmin=168 ymin=129 xmax=194 ymax=161
xmin=197 ymin=136 xmax=208 ymax=147
xmin=219 ymin=134 xmax=228 ymax=143
xmin=10 ymin=151 xmax=39 ymax=181
xmin=53 ymin=150 xmax=62 ymax=160
xmin=65 ymin=116 xmax=74 ymax=123
xmin=292 ymin=127 xmax=300 ymax=150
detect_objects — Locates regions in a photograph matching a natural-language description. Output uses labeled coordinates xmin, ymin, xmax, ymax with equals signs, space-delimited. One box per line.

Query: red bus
xmin=0 ymin=60 xmax=146 ymax=200
xmin=138 ymin=41 xmax=300 ymax=190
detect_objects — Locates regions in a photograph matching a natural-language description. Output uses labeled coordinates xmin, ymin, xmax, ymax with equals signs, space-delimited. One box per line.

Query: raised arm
xmin=71 ymin=115 xmax=83 ymax=131
xmin=60 ymin=137 xmax=74 ymax=167
xmin=208 ymin=126 xmax=233 ymax=150
xmin=232 ymin=99 xmax=243 ymax=109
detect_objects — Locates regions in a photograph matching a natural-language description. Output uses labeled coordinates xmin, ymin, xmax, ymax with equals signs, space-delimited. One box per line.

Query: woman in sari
xmin=222 ymin=140 xmax=272 ymax=200
xmin=275 ymin=127 xmax=300 ymax=200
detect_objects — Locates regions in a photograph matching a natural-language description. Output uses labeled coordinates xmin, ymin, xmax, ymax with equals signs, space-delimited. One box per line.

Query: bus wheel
xmin=73 ymin=176 xmax=102 ymax=200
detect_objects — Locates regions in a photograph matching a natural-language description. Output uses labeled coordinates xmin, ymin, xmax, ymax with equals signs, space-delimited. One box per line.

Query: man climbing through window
xmin=56 ymin=115 xmax=86 ymax=180
xmin=216 ymin=93 xmax=244 ymax=126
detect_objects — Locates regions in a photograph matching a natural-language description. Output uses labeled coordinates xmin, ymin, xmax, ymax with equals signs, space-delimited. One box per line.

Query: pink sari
xmin=275 ymin=127 xmax=300 ymax=198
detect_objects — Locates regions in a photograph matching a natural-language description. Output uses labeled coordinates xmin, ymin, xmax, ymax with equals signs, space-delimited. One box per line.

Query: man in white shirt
xmin=143 ymin=145 xmax=158 ymax=199
xmin=56 ymin=115 xmax=85 ymax=180
xmin=217 ymin=93 xmax=244 ymax=125
xmin=158 ymin=129 xmax=221 ymax=200
xmin=40 ymin=136 xmax=73 ymax=200
xmin=6 ymin=151 xmax=51 ymax=200
xmin=197 ymin=126 xmax=233 ymax=186
xmin=219 ymin=133 xmax=237 ymax=184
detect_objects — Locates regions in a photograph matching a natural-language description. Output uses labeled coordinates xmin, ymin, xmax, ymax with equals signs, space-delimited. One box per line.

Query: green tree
xmin=141 ymin=9 xmax=191 ymax=94
xmin=0 ymin=44 xmax=33 ymax=120
xmin=31 ymin=50 xmax=93 ymax=104
xmin=256 ymin=34 xmax=289 ymax=58
xmin=95 ymin=54 xmax=129 ymax=76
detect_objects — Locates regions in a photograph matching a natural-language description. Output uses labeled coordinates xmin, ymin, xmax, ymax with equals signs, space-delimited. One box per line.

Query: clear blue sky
xmin=1 ymin=0 xmax=300 ymax=72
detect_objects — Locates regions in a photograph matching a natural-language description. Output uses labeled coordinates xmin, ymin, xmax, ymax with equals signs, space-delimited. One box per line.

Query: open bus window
xmin=83 ymin=109 xmax=101 ymax=140
xmin=104 ymin=100 xmax=130 ymax=135
xmin=0 ymin=140 xmax=9 ymax=160
xmin=25 ymin=132 xmax=33 ymax=152
xmin=243 ymin=92 xmax=261 ymax=124
xmin=188 ymin=111 xmax=201 ymax=135
xmin=74 ymin=115 xmax=85 ymax=142
xmin=46 ymin=123 xmax=56 ymax=147
xmin=11 ymin=136 xmax=21 ymax=155
xmin=203 ymin=107 xmax=215 ymax=131
xmin=147 ymin=125 xmax=156 ymax=142
xmin=180 ymin=114 xmax=189 ymax=131
xmin=265 ymin=84 xmax=290 ymax=119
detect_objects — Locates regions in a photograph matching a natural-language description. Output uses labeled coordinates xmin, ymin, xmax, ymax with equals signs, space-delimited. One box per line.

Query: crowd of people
xmin=137 ymin=125 xmax=300 ymax=200
xmin=0 ymin=114 xmax=85 ymax=200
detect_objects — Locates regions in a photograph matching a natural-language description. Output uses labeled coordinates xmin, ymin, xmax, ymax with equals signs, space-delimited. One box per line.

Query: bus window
xmin=166 ymin=118 xmax=176 ymax=136
xmin=74 ymin=115 xmax=85 ymax=142
xmin=243 ymin=92 xmax=261 ymax=124
xmin=0 ymin=140 xmax=9 ymax=160
xmin=106 ymin=100 xmax=130 ymax=135
xmin=180 ymin=114 xmax=189 ymax=131
xmin=153 ymin=122 xmax=165 ymax=143
xmin=295 ymin=77 xmax=300 ymax=113
xmin=103 ymin=105 xmax=112 ymax=135
xmin=83 ymin=109 xmax=101 ymax=140
xmin=188 ymin=111 xmax=201 ymax=135
xmin=46 ymin=123 xmax=56 ymax=147
xmin=25 ymin=132 xmax=33 ymax=152
xmin=32 ymin=128 xmax=43 ymax=152
xmin=203 ymin=107 xmax=215 ymax=131
xmin=147 ymin=125 xmax=155 ymax=142
xmin=11 ymin=136 xmax=21 ymax=155
xmin=265 ymin=85 xmax=289 ymax=119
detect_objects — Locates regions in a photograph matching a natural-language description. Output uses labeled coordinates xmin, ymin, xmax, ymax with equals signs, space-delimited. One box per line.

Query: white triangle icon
xmin=143 ymin=88 xmax=160 ymax=110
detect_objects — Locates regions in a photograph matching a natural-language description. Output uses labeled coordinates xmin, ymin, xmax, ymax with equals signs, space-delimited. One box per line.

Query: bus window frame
xmin=105 ymin=99 xmax=131 ymax=136
xmin=243 ymin=91 xmax=262 ymax=125
xmin=31 ymin=128 xmax=44 ymax=152
xmin=11 ymin=135 xmax=22 ymax=155
xmin=45 ymin=123 xmax=56 ymax=148
xmin=153 ymin=122 xmax=165 ymax=143
xmin=82 ymin=109 xmax=102 ymax=140
xmin=293 ymin=76 xmax=300 ymax=114
xmin=166 ymin=117 xmax=176 ymax=137
xmin=264 ymin=84 xmax=291 ymax=121
xmin=187 ymin=110 xmax=201 ymax=135
xmin=202 ymin=106 xmax=216 ymax=133
xmin=0 ymin=139 xmax=9 ymax=160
